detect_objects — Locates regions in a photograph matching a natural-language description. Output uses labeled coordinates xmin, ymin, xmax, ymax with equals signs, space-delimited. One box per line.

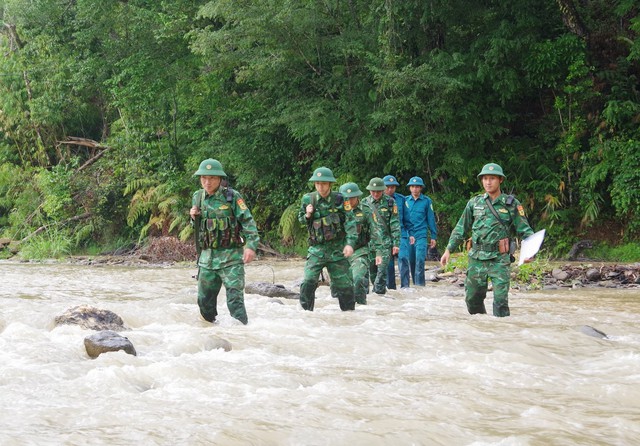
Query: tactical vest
xmin=197 ymin=188 xmax=244 ymax=250
xmin=307 ymin=192 xmax=345 ymax=245
xmin=353 ymin=207 xmax=371 ymax=250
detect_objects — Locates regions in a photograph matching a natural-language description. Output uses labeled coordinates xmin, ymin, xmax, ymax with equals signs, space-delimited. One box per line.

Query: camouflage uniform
xmin=192 ymin=160 xmax=259 ymax=324
xmin=298 ymin=168 xmax=359 ymax=311
xmin=363 ymin=178 xmax=401 ymax=295
xmin=445 ymin=179 xmax=534 ymax=317
xmin=340 ymin=183 xmax=385 ymax=305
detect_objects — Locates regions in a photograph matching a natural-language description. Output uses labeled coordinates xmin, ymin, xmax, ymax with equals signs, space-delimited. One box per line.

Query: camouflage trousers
xmin=197 ymin=263 xmax=248 ymax=324
xmin=465 ymin=255 xmax=511 ymax=317
xmin=368 ymin=249 xmax=391 ymax=295
xmin=349 ymin=250 xmax=370 ymax=304
xmin=300 ymin=253 xmax=355 ymax=311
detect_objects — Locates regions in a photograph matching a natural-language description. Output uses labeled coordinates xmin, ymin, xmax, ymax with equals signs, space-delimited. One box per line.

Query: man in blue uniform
xmin=383 ymin=175 xmax=413 ymax=289
xmin=405 ymin=176 xmax=437 ymax=286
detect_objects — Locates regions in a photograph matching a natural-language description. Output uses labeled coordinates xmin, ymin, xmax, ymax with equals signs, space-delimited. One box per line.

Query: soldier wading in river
xmin=298 ymin=167 xmax=358 ymax=311
xmin=440 ymin=163 xmax=534 ymax=317
xmin=190 ymin=159 xmax=259 ymax=324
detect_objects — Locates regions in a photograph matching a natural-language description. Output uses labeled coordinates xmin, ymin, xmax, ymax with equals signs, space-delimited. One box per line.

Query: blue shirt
xmin=391 ymin=192 xmax=413 ymax=238
xmin=405 ymin=194 xmax=437 ymax=240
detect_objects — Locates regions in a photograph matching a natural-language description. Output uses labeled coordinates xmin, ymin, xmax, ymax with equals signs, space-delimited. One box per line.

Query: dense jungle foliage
xmin=1 ymin=0 xmax=639 ymax=259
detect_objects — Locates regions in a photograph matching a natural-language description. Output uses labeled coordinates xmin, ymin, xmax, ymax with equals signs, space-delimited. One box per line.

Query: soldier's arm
xmin=512 ymin=198 xmax=535 ymax=239
xmin=233 ymin=191 xmax=260 ymax=251
xmin=446 ymin=200 xmax=473 ymax=252
xmin=426 ymin=198 xmax=437 ymax=240
xmin=389 ymin=202 xmax=401 ymax=247
xmin=298 ymin=195 xmax=311 ymax=225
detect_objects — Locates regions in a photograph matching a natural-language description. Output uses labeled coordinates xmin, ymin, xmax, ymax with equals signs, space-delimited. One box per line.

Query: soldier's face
xmin=201 ymin=175 xmax=221 ymax=195
xmin=348 ymin=197 xmax=359 ymax=208
xmin=314 ymin=181 xmax=332 ymax=197
xmin=481 ymin=175 xmax=503 ymax=195
xmin=409 ymin=185 xmax=422 ymax=198
xmin=370 ymin=190 xmax=383 ymax=201
xmin=385 ymin=186 xmax=396 ymax=196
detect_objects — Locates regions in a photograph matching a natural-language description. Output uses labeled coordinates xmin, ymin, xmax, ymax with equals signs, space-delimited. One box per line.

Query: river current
xmin=1 ymin=259 xmax=639 ymax=446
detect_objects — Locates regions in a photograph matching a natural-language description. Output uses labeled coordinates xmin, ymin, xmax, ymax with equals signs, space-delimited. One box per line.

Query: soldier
xmin=405 ymin=176 xmax=437 ymax=286
xmin=362 ymin=177 xmax=400 ymax=295
xmin=298 ymin=167 xmax=358 ymax=311
xmin=382 ymin=175 xmax=413 ymax=289
xmin=190 ymin=159 xmax=259 ymax=325
xmin=339 ymin=182 xmax=385 ymax=305
xmin=440 ymin=163 xmax=535 ymax=317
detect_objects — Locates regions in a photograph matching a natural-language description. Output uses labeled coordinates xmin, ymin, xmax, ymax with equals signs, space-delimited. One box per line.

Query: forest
xmin=0 ymin=0 xmax=639 ymax=261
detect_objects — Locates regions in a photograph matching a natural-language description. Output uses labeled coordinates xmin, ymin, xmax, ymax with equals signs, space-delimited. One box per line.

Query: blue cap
xmin=383 ymin=175 xmax=400 ymax=186
xmin=408 ymin=176 xmax=425 ymax=187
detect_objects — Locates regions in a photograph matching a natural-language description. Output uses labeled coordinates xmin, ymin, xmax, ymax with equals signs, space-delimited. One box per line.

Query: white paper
xmin=518 ymin=229 xmax=546 ymax=265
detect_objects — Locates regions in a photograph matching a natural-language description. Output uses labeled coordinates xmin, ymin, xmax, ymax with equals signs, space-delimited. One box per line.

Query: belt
xmin=473 ymin=241 xmax=498 ymax=251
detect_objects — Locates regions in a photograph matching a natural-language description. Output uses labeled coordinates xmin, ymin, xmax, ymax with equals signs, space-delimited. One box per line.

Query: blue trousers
xmin=409 ymin=237 xmax=428 ymax=286
xmin=387 ymin=237 xmax=411 ymax=289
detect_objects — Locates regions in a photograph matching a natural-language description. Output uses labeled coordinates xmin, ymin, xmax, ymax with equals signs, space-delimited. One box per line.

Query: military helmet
xmin=339 ymin=182 xmax=363 ymax=198
xmin=308 ymin=166 xmax=337 ymax=183
xmin=194 ymin=158 xmax=227 ymax=177
xmin=408 ymin=176 xmax=425 ymax=187
xmin=477 ymin=163 xmax=506 ymax=179
xmin=383 ymin=175 xmax=400 ymax=187
xmin=366 ymin=177 xmax=386 ymax=191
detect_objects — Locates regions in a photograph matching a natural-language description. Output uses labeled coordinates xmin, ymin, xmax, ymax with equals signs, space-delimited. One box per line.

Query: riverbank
xmin=2 ymin=235 xmax=639 ymax=289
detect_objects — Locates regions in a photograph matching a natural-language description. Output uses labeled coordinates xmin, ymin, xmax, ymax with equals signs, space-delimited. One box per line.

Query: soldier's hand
xmin=343 ymin=245 xmax=354 ymax=258
xmin=243 ymin=248 xmax=256 ymax=264
xmin=375 ymin=256 xmax=382 ymax=265
xmin=305 ymin=204 xmax=314 ymax=218
xmin=440 ymin=249 xmax=450 ymax=267
xmin=409 ymin=236 xmax=415 ymax=245
xmin=429 ymin=239 xmax=437 ymax=249
xmin=392 ymin=246 xmax=399 ymax=256
xmin=190 ymin=206 xmax=201 ymax=219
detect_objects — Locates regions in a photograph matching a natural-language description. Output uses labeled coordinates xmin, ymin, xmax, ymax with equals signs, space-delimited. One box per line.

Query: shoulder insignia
xmin=517 ymin=205 xmax=525 ymax=216
xmin=393 ymin=204 xmax=398 ymax=214
xmin=344 ymin=201 xmax=352 ymax=212
xmin=237 ymin=198 xmax=248 ymax=210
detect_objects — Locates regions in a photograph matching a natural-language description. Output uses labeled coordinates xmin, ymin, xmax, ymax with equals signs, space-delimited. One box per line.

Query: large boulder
xmin=54 ymin=305 xmax=127 ymax=331
xmin=245 ymin=282 xmax=299 ymax=299
xmin=84 ymin=330 xmax=137 ymax=358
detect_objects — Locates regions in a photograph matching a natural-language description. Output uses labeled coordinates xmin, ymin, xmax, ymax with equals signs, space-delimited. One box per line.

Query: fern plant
xmin=125 ymin=180 xmax=190 ymax=242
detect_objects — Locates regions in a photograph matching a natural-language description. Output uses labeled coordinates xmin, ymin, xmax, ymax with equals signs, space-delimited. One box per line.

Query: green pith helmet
xmin=366 ymin=177 xmax=386 ymax=191
xmin=194 ymin=158 xmax=227 ymax=177
xmin=339 ymin=182 xmax=363 ymax=198
xmin=308 ymin=167 xmax=337 ymax=182
xmin=477 ymin=163 xmax=506 ymax=179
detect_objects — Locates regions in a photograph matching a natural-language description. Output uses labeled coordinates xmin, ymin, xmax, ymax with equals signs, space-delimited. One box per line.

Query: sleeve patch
xmin=237 ymin=198 xmax=248 ymax=210
xmin=517 ymin=205 xmax=525 ymax=216
xmin=393 ymin=205 xmax=398 ymax=215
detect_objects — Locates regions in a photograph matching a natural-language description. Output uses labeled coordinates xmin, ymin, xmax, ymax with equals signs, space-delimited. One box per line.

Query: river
xmin=1 ymin=259 xmax=639 ymax=445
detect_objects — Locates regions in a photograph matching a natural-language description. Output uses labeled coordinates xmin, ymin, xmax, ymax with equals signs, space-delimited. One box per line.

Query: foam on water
xmin=1 ymin=260 xmax=639 ymax=445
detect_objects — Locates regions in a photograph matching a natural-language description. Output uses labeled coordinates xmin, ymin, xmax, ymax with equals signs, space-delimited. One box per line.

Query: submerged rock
xmin=84 ymin=330 xmax=137 ymax=358
xmin=579 ymin=325 xmax=608 ymax=340
xmin=54 ymin=305 xmax=127 ymax=331
xmin=245 ymin=282 xmax=299 ymax=299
